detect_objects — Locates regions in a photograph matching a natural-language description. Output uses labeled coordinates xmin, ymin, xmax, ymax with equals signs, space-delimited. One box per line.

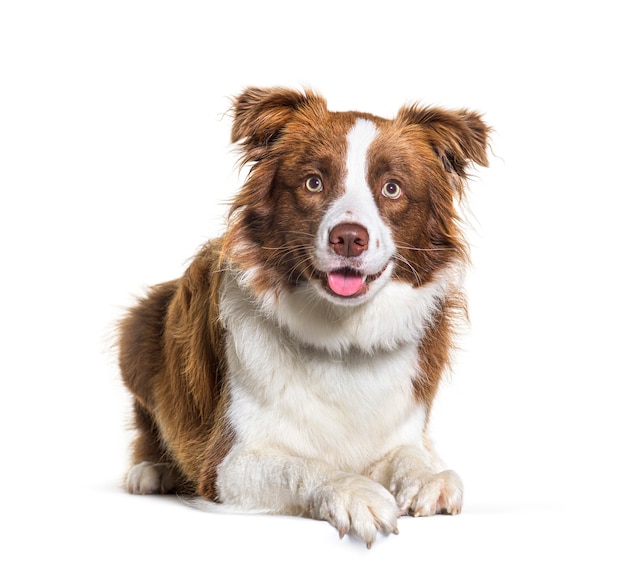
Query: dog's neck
xmin=220 ymin=261 xmax=463 ymax=356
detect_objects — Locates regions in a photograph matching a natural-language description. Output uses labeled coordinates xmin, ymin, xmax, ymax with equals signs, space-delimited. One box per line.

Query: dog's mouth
xmin=322 ymin=266 xmax=387 ymax=299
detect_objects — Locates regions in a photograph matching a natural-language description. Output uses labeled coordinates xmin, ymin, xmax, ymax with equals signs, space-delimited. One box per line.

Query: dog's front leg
xmin=216 ymin=448 xmax=399 ymax=547
xmin=368 ymin=445 xmax=463 ymax=517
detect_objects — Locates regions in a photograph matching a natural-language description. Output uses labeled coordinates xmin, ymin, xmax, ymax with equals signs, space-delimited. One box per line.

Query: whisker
xmin=256 ymin=242 xmax=318 ymax=287
xmin=287 ymin=253 xmax=316 ymax=285
xmin=394 ymin=244 xmax=454 ymax=252
xmin=393 ymin=252 xmax=423 ymax=286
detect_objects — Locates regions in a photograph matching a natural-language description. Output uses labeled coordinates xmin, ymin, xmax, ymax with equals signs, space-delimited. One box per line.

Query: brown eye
xmin=382 ymin=181 xmax=402 ymax=199
xmin=305 ymin=175 xmax=323 ymax=193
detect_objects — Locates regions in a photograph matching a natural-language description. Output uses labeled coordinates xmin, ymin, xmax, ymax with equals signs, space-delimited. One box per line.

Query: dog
xmin=118 ymin=87 xmax=490 ymax=547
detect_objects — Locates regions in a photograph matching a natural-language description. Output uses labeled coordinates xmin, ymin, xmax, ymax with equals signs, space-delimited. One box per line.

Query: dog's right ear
xmin=231 ymin=87 xmax=326 ymax=163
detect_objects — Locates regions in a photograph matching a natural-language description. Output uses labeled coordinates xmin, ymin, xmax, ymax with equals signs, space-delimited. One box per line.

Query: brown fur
xmin=118 ymin=87 xmax=489 ymax=500
xmin=119 ymin=240 xmax=230 ymax=497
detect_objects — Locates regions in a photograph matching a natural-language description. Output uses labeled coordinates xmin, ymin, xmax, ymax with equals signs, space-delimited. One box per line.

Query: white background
xmin=2 ymin=1 xmax=624 ymax=580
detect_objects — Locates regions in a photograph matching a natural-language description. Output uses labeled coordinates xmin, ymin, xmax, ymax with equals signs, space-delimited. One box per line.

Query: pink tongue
xmin=327 ymin=270 xmax=364 ymax=297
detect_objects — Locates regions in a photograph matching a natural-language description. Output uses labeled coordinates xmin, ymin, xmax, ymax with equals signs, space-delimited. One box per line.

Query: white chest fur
xmin=218 ymin=267 xmax=457 ymax=472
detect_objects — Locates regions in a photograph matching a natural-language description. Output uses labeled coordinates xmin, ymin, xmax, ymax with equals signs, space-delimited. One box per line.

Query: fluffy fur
xmin=118 ymin=87 xmax=490 ymax=547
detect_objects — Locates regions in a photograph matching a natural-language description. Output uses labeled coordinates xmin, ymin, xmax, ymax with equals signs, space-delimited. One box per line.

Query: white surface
xmin=1 ymin=1 xmax=624 ymax=580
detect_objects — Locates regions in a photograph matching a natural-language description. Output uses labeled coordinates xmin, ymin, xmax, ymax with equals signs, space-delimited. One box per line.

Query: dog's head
xmin=226 ymin=87 xmax=489 ymax=306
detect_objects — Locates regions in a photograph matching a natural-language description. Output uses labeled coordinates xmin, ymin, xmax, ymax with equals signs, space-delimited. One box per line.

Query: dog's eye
xmin=381 ymin=181 xmax=402 ymax=199
xmin=305 ymin=175 xmax=324 ymax=193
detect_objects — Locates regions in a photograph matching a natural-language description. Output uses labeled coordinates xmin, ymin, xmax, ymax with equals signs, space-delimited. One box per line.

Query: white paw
xmin=310 ymin=473 xmax=399 ymax=548
xmin=126 ymin=461 xmax=176 ymax=494
xmin=392 ymin=469 xmax=463 ymax=517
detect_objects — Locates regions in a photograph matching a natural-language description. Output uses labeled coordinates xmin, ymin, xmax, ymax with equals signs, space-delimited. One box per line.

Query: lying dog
xmin=118 ymin=87 xmax=490 ymax=547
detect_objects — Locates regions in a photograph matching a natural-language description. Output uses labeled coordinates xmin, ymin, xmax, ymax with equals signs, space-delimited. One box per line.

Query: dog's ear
xmin=231 ymin=87 xmax=326 ymax=163
xmin=398 ymin=104 xmax=490 ymax=179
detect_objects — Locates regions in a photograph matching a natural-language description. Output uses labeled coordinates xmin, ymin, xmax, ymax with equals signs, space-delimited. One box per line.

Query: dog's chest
xmin=220 ymin=280 xmax=426 ymax=471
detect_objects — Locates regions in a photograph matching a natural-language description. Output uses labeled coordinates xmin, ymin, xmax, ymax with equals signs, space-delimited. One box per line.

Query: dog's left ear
xmin=231 ymin=87 xmax=326 ymax=164
xmin=398 ymin=104 xmax=490 ymax=179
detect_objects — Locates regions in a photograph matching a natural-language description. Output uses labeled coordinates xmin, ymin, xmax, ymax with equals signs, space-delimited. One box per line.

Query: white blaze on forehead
xmin=345 ymin=118 xmax=379 ymax=198
xmin=316 ymin=118 xmax=395 ymax=275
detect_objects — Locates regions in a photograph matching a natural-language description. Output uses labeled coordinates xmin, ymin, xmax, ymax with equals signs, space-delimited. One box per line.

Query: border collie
xmin=118 ymin=87 xmax=490 ymax=547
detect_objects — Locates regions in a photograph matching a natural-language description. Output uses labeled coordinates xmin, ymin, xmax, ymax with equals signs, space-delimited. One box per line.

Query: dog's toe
xmin=395 ymin=469 xmax=463 ymax=517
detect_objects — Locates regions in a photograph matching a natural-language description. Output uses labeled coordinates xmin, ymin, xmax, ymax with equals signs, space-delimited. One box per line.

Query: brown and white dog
xmin=118 ymin=87 xmax=490 ymax=547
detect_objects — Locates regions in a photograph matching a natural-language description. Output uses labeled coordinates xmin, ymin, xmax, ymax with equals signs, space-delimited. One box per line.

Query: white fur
xmin=261 ymin=262 xmax=463 ymax=354
xmin=220 ymin=271 xmax=427 ymax=470
xmin=214 ymin=119 xmax=464 ymax=546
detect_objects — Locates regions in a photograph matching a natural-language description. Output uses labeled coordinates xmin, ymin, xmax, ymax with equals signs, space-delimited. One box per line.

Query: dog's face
xmin=227 ymin=88 xmax=489 ymax=305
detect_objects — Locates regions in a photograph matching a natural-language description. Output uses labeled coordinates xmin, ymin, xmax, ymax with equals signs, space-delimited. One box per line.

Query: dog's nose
xmin=329 ymin=223 xmax=369 ymax=257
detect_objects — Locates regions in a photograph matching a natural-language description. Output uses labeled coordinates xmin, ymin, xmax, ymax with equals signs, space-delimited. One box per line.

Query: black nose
xmin=329 ymin=223 xmax=369 ymax=257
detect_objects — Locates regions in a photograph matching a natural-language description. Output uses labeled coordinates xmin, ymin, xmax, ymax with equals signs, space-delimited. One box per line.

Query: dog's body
xmin=118 ymin=87 xmax=489 ymax=546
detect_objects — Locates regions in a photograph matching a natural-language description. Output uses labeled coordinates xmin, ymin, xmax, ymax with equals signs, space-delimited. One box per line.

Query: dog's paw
xmin=310 ymin=473 xmax=399 ymax=548
xmin=391 ymin=469 xmax=463 ymax=517
xmin=126 ymin=461 xmax=176 ymax=494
